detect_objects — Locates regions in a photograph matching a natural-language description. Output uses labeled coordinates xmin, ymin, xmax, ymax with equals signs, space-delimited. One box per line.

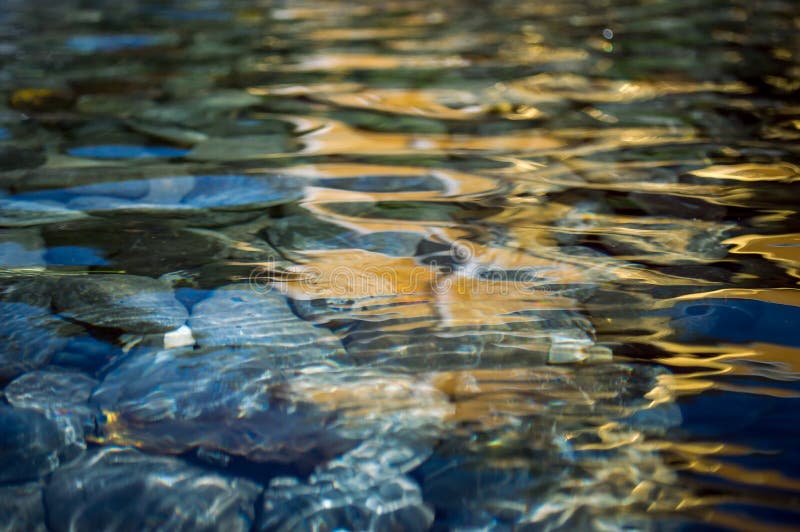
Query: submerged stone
xmin=317 ymin=174 xmax=446 ymax=193
xmin=20 ymin=174 xmax=304 ymax=214
xmin=0 ymin=482 xmax=46 ymax=532
xmin=419 ymin=363 xmax=681 ymax=530
xmin=42 ymin=220 xmax=227 ymax=275
xmin=44 ymin=447 xmax=260 ymax=532
xmin=259 ymin=370 xmax=450 ymax=531
xmin=0 ymin=300 xmax=75 ymax=381
xmin=91 ymin=348 xmax=351 ymax=464
xmin=5 ymin=368 xmax=99 ymax=458
xmin=265 ymin=213 xmax=423 ymax=257
xmin=189 ymin=284 xmax=348 ymax=355
xmin=53 ymin=274 xmax=188 ymax=333
xmin=5 ymin=368 xmax=96 ymax=409
xmin=340 ymin=306 xmax=600 ymax=370
xmin=51 ymin=333 xmax=122 ymax=373
xmin=126 ymin=120 xmax=209 ymax=146
xmin=0 ymin=200 xmax=86 ymax=227
xmin=0 ymin=146 xmax=46 ymax=172
xmin=187 ymin=135 xmax=292 ymax=161
xmin=0 ymin=405 xmax=63 ymax=483
xmin=281 ymin=242 xmax=609 ymax=369
xmin=261 ymin=465 xmax=433 ymax=532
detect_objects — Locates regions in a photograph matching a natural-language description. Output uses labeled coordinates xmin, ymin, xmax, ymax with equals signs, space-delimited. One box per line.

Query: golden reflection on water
xmin=7 ymin=0 xmax=798 ymax=527
xmin=229 ymin=39 xmax=800 ymax=520
xmin=313 ymin=89 xmax=487 ymax=120
xmin=725 ymin=234 xmax=800 ymax=281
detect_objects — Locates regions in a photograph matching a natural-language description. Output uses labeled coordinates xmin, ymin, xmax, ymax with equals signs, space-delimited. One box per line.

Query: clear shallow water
xmin=0 ymin=0 xmax=799 ymax=530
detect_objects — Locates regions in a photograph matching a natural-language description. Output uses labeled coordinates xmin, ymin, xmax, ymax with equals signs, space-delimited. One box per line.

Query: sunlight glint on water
xmin=0 ymin=0 xmax=798 ymax=530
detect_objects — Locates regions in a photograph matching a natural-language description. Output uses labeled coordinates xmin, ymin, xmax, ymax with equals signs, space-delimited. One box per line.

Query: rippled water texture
xmin=1 ymin=0 xmax=799 ymax=530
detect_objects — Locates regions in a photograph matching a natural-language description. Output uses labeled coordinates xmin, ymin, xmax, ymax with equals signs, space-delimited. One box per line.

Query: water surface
xmin=1 ymin=0 xmax=799 ymax=530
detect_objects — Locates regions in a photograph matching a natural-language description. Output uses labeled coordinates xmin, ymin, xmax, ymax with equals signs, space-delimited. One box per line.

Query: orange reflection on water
xmin=275 ymin=52 xmax=469 ymax=72
xmin=724 ymin=233 xmax=800 ymax=280
xmin=306 ymin=27 xmax=417 ymax=41
xmin=673 ymin=287 xmax=800 ymax=307
xmin=279 ymin=116 xmax=564 ymax=157
xmin=436 ymin=274 xmax=582 ymax=328
xmin=313 ymin=89 xmax=486 ymax=120
xmin=505 ymin=74 xmax=750 ymax=104
xmin=691 ymin=162 xmax=800 ymax=182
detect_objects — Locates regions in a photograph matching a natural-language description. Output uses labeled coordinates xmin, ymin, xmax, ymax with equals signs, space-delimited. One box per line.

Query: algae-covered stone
xmin=0 ymin=146 xmax=45 ymax=172
xmin=53 ymin=274 xmax=188 ymax=333
xmin=42 ymin=219 xmax=227 ymax=275
xmin=187 ymin=136 xmax=293 ymax=161
xmin=265 ymin=213 xmax=422 ymax=257
xmin=44 ymin=447 xmax=261 ymax=532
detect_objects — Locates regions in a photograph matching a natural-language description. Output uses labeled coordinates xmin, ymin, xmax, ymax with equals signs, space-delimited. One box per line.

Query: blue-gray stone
xmin=44 ymin=447 xmax=260 ymax=532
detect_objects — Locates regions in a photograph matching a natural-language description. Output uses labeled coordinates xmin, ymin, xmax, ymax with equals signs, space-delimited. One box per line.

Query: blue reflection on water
xmin=67 ymin=145 xmax=189 ymax=159
xmin=45 ymin=246 xmax=108 ymax=267
xmin=66 ymin=35 xmax=165 ymax=53
xmin=666 ymin=298 xmax=800 ymax=348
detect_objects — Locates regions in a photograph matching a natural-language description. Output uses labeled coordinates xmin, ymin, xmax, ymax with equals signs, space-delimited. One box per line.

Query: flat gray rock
xmin=53 ymin=274 xmax=188 ymax=333
xmin=44 ymin=447 xmax=261 ymax=532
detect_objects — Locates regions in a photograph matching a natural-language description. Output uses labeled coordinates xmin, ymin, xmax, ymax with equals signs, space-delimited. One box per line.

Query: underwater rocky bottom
xmin=2 ymin=0 xmax=800 ymax=529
